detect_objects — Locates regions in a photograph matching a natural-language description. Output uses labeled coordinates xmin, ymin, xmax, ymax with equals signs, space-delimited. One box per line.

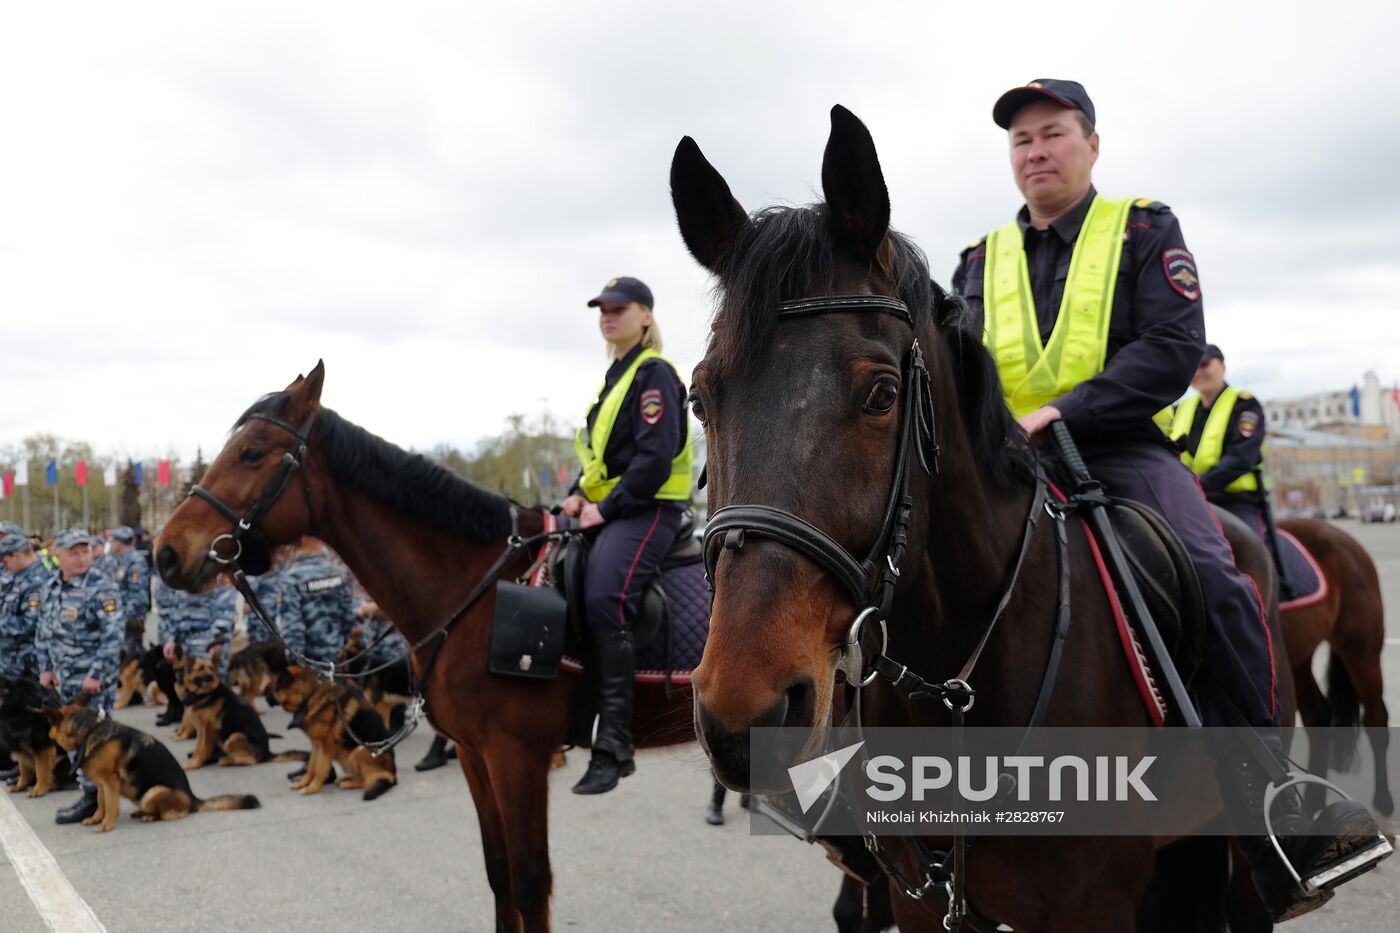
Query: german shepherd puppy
xmin=180 ymin=658 xmax=308 ymax=770
xmin=270 ymin=666 xmax=396 ymax=801
xmin=227 ymin=641 xmax=287 ymax=712
xmin=115 ymin=646 xmax=169 ymax=709
xmin=0 ymin=676 xmax=74 ymax=797
xmin=46 ymin=698 xmax=260 ymax=832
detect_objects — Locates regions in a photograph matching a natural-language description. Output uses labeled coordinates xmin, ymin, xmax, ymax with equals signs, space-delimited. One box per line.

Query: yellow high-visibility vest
xmin=983 ymin=195 xmax=1136 ymax=419
xmin=1168 ymin=387 xmax=1260 ymax=493
xmin=574 ymin=348 xmax=692 ymax=503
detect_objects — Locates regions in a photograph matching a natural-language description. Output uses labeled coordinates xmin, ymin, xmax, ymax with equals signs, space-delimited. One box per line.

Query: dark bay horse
xmin=153 ymin=364 xmax=695 ymax=933
xmin=671 ymin=106 xmax=1292 ymax=931
xmin=1278 ymin=518 xmax=1393 ymax=819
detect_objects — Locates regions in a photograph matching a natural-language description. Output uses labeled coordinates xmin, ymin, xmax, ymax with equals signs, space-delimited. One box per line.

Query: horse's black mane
xmin=235 ymin=394 xmax=513 ymax=543
xmin=706 ymin=204 xmax=1032 ymax=488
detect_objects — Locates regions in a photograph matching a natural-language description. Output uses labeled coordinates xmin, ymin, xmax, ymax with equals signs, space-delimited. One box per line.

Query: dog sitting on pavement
xmin=270 ymin=666 xmax=396 ymax=801
xmin=179 ymin=658 xmax=308 ymax=770
xmin=45 ymin=696 xmax=260 ymax=832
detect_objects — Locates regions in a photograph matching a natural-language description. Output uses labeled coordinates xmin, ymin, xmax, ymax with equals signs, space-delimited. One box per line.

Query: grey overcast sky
xmin=2 ymin=1 xmax=1397 ymax=463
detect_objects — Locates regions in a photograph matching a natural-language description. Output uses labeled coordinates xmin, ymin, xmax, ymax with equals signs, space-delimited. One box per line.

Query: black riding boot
xmin=56 ymin=788 xmax=98 ymax=825
xmin=571 ymin=626 xmax=636 ymax=795
xmin=415 ymin=734 xmax=455 ymax=772
xmin=1217 ymin=733 xmax=1390 ymax=921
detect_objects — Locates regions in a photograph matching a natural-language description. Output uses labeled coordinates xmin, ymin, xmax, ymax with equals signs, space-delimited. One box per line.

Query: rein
xmin=701 ymin=293 xmax=1070 ymax=930
xmin=189 ymin=411 xmax=570 ymax=756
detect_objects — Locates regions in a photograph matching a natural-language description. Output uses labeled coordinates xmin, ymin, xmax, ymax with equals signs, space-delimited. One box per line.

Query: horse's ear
xmin=821 ymin=105 xmax=890 ymax=263
xmin=287 ymin=361 xmax=326 ymax=411
xmin=671 ymin=136 xmax=748 ymax=272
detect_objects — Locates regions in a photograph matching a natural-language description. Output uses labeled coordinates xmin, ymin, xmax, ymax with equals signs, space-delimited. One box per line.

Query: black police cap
xmin=1201 ymin=344 xmax=1224 ymax=364
xmin=587 ymin=276 xmax=654 ymax=310
xmin=993 ymin=79 xmax=1096 ymax=130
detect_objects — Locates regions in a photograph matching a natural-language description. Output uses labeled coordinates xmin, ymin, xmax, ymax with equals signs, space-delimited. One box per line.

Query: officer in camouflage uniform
xmin=37 ymin=529 xmax=123 ymax=824
xmin=1 ymin=532 xmax=52 ymax=680
xmin=278 ymin=538 xmax=355 ymax=664
xmin=108 ymin=526 xmax=151 ymax=653
xmin=91 ymin=533 xmax=119 ymax=579
xmin=243 ymin=561 xmax=286 ymax=644
xmin=157 ymin=578 xmax=234 ymax=679
xmin=0 ymin=521 xmax=25 ymax=588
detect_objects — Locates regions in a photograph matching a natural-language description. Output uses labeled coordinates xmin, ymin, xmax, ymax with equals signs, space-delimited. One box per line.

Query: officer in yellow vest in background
xmin=952 ymin=80 xmax=1386 ymax=919
xmin=561 ymin=275 xmax=692 ymax=795
xmin=1170 ymin=344 xmax=1268 ymax=536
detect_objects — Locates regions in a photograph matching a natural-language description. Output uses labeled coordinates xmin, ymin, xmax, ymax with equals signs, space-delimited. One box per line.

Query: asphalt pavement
xmin=2 ymin=521 xmax=1398 ymax=931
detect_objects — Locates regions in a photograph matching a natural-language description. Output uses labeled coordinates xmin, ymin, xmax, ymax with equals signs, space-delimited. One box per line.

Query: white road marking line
xmin=0 ymin=792 xmax=107 ymax=932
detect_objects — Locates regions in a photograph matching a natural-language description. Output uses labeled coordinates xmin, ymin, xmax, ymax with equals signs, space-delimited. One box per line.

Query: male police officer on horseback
xmin=953 ymin=79 xmax=1387 ymax=920
xmin=1170 ymin=344 xmax=1269 ymax=536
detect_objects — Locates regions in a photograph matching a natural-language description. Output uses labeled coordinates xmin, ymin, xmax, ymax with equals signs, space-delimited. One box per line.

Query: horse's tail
xmin=1326 ymin=647 xmax=1361 ymax=772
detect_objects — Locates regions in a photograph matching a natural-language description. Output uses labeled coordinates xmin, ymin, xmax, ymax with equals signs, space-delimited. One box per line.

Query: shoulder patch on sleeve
xmin=1237 ymin=410 xmax=1261 ymax=438
xmin=640 ymin=388 xmax=664 ymax=425
xmin=1162 ymin=248 xmax=1201 ymax=301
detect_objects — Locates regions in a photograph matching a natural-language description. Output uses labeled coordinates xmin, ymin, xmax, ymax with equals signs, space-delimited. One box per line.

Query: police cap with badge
xmin=587 ymin=276 xmax=654 ymax=310
xmin=0 ymin=532 xmax=31 ymax=557
xmin=53 ymin=528 xmax=91 ymax=549
xmin=992 ymin=79 xmax=1095 ymax=129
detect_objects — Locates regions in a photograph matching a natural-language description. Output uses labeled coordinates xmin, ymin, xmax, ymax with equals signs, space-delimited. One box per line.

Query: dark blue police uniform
xmin=954 ymin=188 xmax=1277 ymax=730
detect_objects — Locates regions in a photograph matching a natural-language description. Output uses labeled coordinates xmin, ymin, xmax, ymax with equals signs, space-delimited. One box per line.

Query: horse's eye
xmin=864 ymin=379 xmax=899 ymax=415
xmin=688 ymin=393 xmax=708 ymax=426
xmin=240 ymin=448 xmax=266 ymax=464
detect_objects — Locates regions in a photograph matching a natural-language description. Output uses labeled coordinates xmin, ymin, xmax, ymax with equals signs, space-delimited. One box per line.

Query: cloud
xmin=0 ymin=0 xmax=1395 ymax=462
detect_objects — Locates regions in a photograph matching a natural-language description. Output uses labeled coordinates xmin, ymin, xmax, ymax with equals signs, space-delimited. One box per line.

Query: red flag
xmin=558 ymin=465 xmax=569 ymax=486
xmin=157 ymin=460 xmax=172 ymax=486
xmin=2 ymin=471 xmax=12 ymax=498
xmin=1392 ymin=383 xmax=1400 ymax=412
xmin=75 ymin=460 xmax=88 ymax=487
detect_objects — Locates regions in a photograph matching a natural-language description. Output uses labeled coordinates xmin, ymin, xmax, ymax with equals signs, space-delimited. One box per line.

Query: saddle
xmin=489 ymin=510 xmax=707 ymax=683
xmin=551 ymin=508 xmax=702 ymax=652
xmin=1106 ymin=496 xmax=1206 ymax=690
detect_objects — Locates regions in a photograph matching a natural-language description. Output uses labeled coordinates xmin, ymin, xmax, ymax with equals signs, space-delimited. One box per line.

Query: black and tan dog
xmin=180 ymin=658 xmax=308 ymax=770
xmin=227 ymin=641 xmax=287 ymax=712
xmin=270 ymin=666 xmax=396 ymax=801
xmin=115 ymin=646 xmax=169 ymax=710
xmin=45 ymin=697 xmax=260 ymax=832
xmin=338 ymin=633 xmax=412 ymax=730
xmin=0 ymin=676 xmax=74 ymax=798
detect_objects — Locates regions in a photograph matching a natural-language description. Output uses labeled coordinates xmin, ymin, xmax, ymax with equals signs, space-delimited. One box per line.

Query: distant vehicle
xmin=1385 ymin=503 xmax=1397 ymax=523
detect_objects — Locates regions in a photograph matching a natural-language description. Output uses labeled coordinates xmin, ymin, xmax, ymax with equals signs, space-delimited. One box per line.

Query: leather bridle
xmin=189 ymin=412 xmax=319 ymax=574
xmin=701 ymin=294 xmax=940 ymax=687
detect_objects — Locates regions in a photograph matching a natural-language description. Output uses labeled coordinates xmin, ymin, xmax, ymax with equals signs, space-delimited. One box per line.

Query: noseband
xmin=700 ymin=294 xmax=940 ymax=685
xmin=189 ymin=412 xmax=318 ymax=568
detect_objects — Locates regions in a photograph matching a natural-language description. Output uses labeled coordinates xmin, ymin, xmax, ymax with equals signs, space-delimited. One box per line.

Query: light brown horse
xmin=1278 ymin=518 xmax=1393 ymax=818
xmin=154 ymin=364 xmax=694 ymax=933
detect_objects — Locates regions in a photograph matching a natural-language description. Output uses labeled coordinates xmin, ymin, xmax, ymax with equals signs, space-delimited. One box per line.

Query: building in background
xmin=1261 ymin=371 xmax=1400 ymax=517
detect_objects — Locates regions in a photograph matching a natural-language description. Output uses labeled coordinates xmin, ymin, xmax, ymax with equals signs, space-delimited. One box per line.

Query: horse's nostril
xmin=156 ymin=545 xmax=179 ymax=581
xmin=783 ymin=678 xmax=816 ymax=730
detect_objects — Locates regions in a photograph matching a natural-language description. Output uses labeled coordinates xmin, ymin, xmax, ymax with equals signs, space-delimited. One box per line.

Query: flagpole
xmin=82 ymin=483 xmax=90 ymax=530
xmin=53 ymin=478 xmax=60 ymax=533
